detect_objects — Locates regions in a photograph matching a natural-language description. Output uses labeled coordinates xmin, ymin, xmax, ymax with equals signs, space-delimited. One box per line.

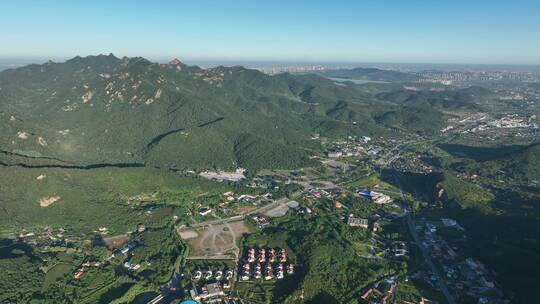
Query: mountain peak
xmin=169 ymin=58 xmax=183 ymax=65
xmin=65 ymin=54 xmax=121 ymax=67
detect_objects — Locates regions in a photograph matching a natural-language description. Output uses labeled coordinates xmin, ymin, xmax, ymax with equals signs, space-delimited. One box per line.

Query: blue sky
xmin=1 ymin=0 xmax=539 ymax=64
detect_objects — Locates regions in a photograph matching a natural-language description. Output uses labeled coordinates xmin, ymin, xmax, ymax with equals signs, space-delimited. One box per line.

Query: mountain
xmin=0 ymin=55 xmax=484 ymax=171
xmin=376 ymin=86 xmax=488 ymax=111
xmin=439 ymin=143 xmax=540 ymax=183
xmin=490 ymin=143 xmax=540 ymax=182
xmin=0 ymin=55 xmax=368 ymax=170
xmin=320 ymin=67 xmax=421 ymax=82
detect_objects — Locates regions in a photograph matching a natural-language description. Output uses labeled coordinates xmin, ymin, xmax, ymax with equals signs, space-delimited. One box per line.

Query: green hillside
xmin=0 ymin=55 xmax=489 ymax=172
xmin=376 ymin=86 xmax=488 ymax=112
xmin=438 ymin=143 xmax=540 ymax=182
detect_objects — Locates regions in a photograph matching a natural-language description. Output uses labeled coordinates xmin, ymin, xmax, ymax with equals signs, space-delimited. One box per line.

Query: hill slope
xmin=0 ymin=55 xmax=485 ymax=171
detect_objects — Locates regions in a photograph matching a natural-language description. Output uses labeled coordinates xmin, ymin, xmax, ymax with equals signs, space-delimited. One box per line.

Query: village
xmin=3 ymin=133 xmax=508 ymax=304
xmin=412 ymin=218 xmax=505 ymax=304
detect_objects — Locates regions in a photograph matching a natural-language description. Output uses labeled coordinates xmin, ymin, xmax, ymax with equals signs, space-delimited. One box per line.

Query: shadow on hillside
xmin=380 ymin=168 xmax=443 ymax=202
xmin=305 ymin=291 xmax=338 ymax=304
xmin=437 ymin=143 xmax=526 ymax=162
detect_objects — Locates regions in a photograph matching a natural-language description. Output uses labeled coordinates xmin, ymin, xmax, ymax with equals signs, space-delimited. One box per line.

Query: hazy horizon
xmin=2 ymin=55 xmax=540 ymax=74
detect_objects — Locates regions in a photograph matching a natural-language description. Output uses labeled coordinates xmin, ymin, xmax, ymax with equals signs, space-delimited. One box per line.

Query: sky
xmin=1 ymin=0 xmax=539 ymax=64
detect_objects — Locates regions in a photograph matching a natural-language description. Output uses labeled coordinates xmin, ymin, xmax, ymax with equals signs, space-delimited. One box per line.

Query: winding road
xmin=178 ymin=194 xmax=299 ymax=230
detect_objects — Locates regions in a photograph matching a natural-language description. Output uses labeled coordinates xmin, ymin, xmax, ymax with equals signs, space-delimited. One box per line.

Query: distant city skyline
xmin=1 ymin=0 xmax=539 ymax=64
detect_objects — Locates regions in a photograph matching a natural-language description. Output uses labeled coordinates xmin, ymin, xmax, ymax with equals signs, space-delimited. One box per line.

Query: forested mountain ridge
xmin=0 ymin=54 xmax=488 ymax=171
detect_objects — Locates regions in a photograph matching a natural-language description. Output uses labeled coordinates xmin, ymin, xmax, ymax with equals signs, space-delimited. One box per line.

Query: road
xmin=407 ymin=214 xmax=455 ymax=304
xmin=179 ymin=194 xmax=299 ymax=230
xmin=382 ymin=139 xmax=456 ymax=304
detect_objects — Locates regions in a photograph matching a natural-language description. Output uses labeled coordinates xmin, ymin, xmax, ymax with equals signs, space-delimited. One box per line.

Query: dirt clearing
xmin=39 ymin=196 xmax=60 ymax=207
xmin=180 ymin=220 xmax=249 ymax=258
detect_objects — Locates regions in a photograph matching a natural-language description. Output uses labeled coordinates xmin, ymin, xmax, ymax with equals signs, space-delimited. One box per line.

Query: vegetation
xmin=0 ymin=55 xmax=538 ymax=303
xmin=0 ymin=166 xmax=234 ymax=234
xmin=319 ymin=67 xmax=421 ymax=82
xmin=0 ymin=55 xmax=484 ymax=172
xmin=440 ymin=173 xmax=495 ymax=212
xmin=0 ymin=242 xmax=44 ymax=303
xmin=239 ymin=202 xmax=402 ymax=304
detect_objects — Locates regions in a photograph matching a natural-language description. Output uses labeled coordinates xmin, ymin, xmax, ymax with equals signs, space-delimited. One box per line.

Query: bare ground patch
xmin=39 ymin=196 xmax=61 ymax=207
xmin=181 ymin=221 xmax=249 ymax=258
xmin=179 ymin=230 xmax=199 ymax=239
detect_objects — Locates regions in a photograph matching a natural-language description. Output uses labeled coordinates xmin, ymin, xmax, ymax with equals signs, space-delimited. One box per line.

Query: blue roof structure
xmin=358 ymin=190 xmax=372 ymax=197
xmin=119 ymin=241 xmax=140 ymax=254
xmin=179 ymin=300 xmax=198 ymax=304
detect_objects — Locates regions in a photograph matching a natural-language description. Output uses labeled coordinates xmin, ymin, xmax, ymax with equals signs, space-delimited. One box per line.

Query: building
xmin=199 ymin=207 xmax=212 ymax=216
xmin=190 ymin=282 xmax=224 ymax=301
xmin=347 ymin=216 xmax=368 ymax=228
xmin=441 ymin=218 xmax=457 ymax=227
xmin=358 ymin=190 xmax=372 ymax=197
xmin=372 ymin=221 xmax=381 ymax=232
xmin=123 ymin=261 xmax=141 ymax=270
xmin=251 ymin=214 xmax=270 ymax=227
xmin=73 ymin=269 xmax=84 ymax=279
xmin=370 ymin=191 xmax=393 ymax=204
xmin=327 ymin=151 xmax=343 ymax=158
xmin=119 ymin=241 xmax=140 ymax=254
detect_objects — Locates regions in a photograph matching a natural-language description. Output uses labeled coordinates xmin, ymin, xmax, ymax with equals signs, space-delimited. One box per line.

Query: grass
xmin=235 ymin=281 xmax=276 ymax=304
xmin=393 ymin=280 xmax=447 ymax=304
xmin=0 ymin=165 xmax=237 ymax=303
xmin=440 ymin=173 xmax=494 ymax=212
xmin=0 ymin=166 xmax=234 ymax=234
xmin=352 ymin=242 xmax=370 ymax=256
xmin=340 ymin=172 xmax=397 ymax=191
xmin=42 ymin=263 xmax=72 ymax=290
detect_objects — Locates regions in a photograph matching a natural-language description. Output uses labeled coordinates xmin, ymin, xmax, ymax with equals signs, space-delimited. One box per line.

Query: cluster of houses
xmin=307 ymin=188 xmax=340 ymax=199
xmin=418 ymin=220 xmax=504 ymax=302
xmin=222 ymin=191 xmax=263 ymax=203
xmin=360 ymin=276 xmax=397 ymax=304
xmin=198 ymin=191 xmax=272 ymax=217
xmin=189 ymin=268 xmax=235 ymax=302
xmin=326 ymin=136 xmax=373 ymax=158
xmin=192 ymin=269 xmax=234 ymax=285
xmin=73 ymin=260 xmax=102 ymax=279
xmin=390 ymin=241 xmax=409 ymax=260
xmin=246 ymin=248 xmax=287 ymax=263
xmin=211 ymin=191 xmax=272 ymax=216
xmin=250 ymin=214 xmax=270 ymax=227
xmin=392 ymin=155 xmax=434 ymax=174
xmin=9 ymin=226 xmax=72 ymax=249
xmin=241 ymin=248 xmax=294 ymax=281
